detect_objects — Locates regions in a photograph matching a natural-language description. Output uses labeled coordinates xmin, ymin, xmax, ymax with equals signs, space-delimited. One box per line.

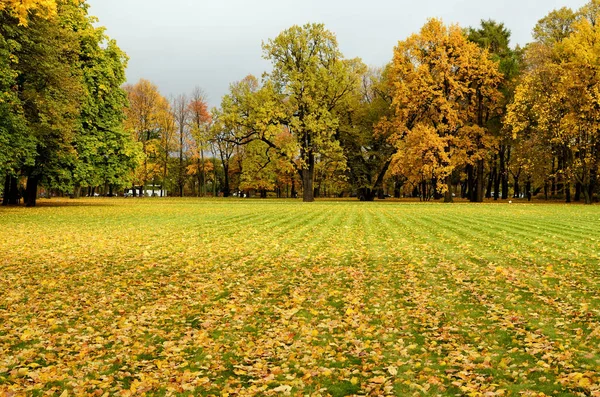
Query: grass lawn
xmin=0 ymin=198 xmax=599 ymax=396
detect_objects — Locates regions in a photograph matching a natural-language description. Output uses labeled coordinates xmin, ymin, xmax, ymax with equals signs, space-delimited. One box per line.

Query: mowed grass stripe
xmin=0 ymin=199 xmax=599 ymax=396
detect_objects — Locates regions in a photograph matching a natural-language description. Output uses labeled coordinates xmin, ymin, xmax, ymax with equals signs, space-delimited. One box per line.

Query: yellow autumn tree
xmin=123 ymin=79 xmax=169 ymax=196
xmin=506 ymin=0 xmax=600 ymax=204
xmin=388 ymin=18 xmax=502 ymax=202
xmin=0 ymin=0 xmax=57 ymax=25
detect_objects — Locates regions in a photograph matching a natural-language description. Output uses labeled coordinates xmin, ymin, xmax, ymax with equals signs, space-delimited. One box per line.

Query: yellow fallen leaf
xmin=272 ymin=385 xmax=292 ymax=393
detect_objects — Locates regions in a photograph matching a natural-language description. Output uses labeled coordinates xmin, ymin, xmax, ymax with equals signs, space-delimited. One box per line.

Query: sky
xmin=86 ymin=0 xmax=589 ymax=108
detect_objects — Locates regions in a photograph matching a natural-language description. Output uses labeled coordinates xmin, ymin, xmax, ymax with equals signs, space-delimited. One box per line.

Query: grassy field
xmin=0 ymin=198 xmax=599 ymax=396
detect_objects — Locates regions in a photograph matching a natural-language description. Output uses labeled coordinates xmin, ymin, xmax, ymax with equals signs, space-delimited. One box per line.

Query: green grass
xmin=0 ymin=198 xmax=599 ymax=396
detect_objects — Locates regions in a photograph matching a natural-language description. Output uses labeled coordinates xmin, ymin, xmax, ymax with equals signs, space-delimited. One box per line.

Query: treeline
xmin=0 ymin=0 xmax=139 ymax=206
xmin=214 ymin=0 xmax=600 ymax=204
xmin=2 ymin=1 xmax=600 ymax=204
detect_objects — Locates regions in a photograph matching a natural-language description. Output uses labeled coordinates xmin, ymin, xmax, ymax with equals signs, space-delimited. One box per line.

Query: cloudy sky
xmin=87 ymin=0 xmax=588 ymax=107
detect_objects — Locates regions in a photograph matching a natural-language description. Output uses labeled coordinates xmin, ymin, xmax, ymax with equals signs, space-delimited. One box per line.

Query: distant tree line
xmin=2 ymin=0 xmax=600 ymax=205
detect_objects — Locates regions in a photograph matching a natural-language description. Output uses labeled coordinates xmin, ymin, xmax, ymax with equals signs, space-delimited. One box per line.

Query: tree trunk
xmin=394 ymin=178 xmax=401 ymax=198
xmin=476 ymin=160 xmax=485 ymax=202
xmin=501 ymin=146 xmax=510 ymax=200
xmin=25 ymin=175 xmax=39 ymax=207
xmin=514 ymin=176 xmax=520 ymax=199
xmin=301 ymin=150 xmax=315 ymax=202
xmin=525 ymin=180 xmax=532 ymax=202
xmin=2 ymin=174 xmax=9 ymax=206
xmin=493 ymin=160 xmax=500 ymax=200
xmin=487 ymin=155 xmax=496 ymax=199
xmin=444 ymin=175 xmax=453 ymax=203
xmin=200 ymin=149 xmax=206 ymax=197
xmin=179 ymin=130 xmax=184 ymax=197
xmin=466 ymin=164 xmax=474 ymax=202
xmin=3 ymin=174 xmax=20 ymax=205
xmin=575 ymin=182 xmax=582 ymax=202
xmin=583 ymin=183 xmax=592 ymax=204
xmin=359 ymin=188 xmax=376 ymax=201
xmin=223 ymin=164 xmax=230 ymax=197
xmin=565 ymin=183 xmax=571 ymax=203
xmin=302 ymin=168 xmax=314 ymax=202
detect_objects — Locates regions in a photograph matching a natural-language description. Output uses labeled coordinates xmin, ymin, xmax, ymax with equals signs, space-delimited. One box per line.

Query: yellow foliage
xmin=0 ymin=0 xmax=57 ymax=25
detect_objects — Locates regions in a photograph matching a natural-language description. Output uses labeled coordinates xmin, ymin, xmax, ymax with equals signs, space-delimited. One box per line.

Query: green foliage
xmin=337 ymin=67 xmax=395 ymax=200
xmin=220 ymin=24 xmax=364 ymax=201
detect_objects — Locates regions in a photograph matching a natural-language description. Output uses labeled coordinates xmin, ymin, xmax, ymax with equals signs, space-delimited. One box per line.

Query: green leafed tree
xmin=221 ymin=24 xmax=363 ymax=202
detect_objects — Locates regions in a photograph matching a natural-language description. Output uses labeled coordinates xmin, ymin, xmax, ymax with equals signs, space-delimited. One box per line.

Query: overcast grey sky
xmin=87 ymin=0 xmax=588 ymax=107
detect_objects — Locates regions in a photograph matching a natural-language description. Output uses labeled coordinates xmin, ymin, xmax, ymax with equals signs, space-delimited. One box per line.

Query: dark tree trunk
xmin=138 ymin=185 xmax=143 ymax=197
xmin=525 ymin=180 xmax=532 ymax=202
xmin=487 ymin=164 xmax=495 ymax=200
xmin=476 ymin=160 xmax=485 ymax=202
xmin=466 ymin=164 xmax=475 ymax=202
xmin=551 ymin=157 xmax=557 ymax=196
xmin=301 ymin=152 xmax=315 ymax=202
xmin=2 ymin=174 xmax=10 ymax=206
xmin=25 ymin=175 xmax=39 ymax=207
xmin=444 ymin=175 xmax=453 ymax=203
xmin=575 ymin=182 xmax=582 ymax=202
xmin=460 ymin=181 xmax=467 ymax=199
xmin=302 ymin=169 xmax=314 ymax=202
xmin=394 ymin=180 xmax=401 ymax=199
xmin=260 ymin=189 xmax=267 ymax=198
xmin=493 ymin=157 xmax=500 ymax=201
xmin=291 ymin=179 xmax=297 ymax=199
xmin=501 ymin=146 xmax=510 ymax=200
xmin=223 ymin=165 xmax=230 ymax=197
xmin=565 ymin=183 xmax=571 ymax=203
xmin=359 ymin=188 xmax=376 ymax=201
xmin=3 ymin=174 xmax=20 ymax=205
xmin=514 ymin=176 xmax=520 ymax=199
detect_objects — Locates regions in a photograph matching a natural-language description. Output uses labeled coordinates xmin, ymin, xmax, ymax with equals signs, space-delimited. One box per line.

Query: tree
xmin=172 ymin=94 xmax=190 ymax=196
xmin=72 ymin=7 xmax=139 ymax=198
xmin=388 ymin=18 xmax=502 ymax=202
xmin=210 ymin=111 xmax=238 ymax=197
xmin=0 ymin=30 xmax=33 ymax=204
xmin=156 ymin=99 xmax=175 ymax=196
xmin=1 ymin=1 xmax=84 ymax=206
xmin=1 ymin=1 xmax=136 ymax=206
xmin=188 ymin=87 xmax=211 ymax=196
xmin=221 ymin=24 xmax=362 ymax=202
xmin=124 ymin=79 xmax=168 ymax=196
xmin=468 ymin=20 xmax=524 ymax=200
xmin=506 ymin=0 xmax=600 ymax=204
xmin=0 ymin=0 xmax=57 ymax=26
xmin=338 ymin=66 xmax=396 ymax=201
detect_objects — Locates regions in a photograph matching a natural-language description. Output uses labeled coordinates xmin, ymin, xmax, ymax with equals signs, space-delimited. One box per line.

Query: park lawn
xmin=0 ymin=198 xmax=599 ymax=396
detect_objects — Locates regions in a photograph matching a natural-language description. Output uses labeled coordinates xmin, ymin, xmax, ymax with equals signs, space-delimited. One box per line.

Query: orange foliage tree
xmin=388 ymin=19 xmax=502 ymax=202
